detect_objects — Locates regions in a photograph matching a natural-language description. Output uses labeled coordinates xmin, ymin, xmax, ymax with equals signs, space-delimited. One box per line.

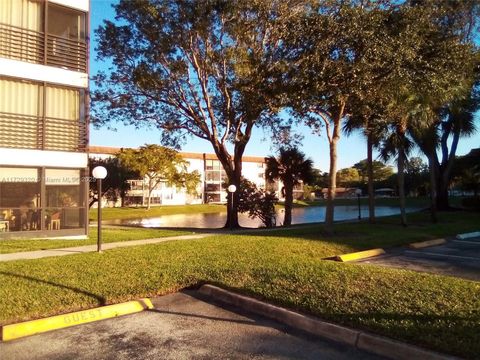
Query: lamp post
xmin=92 ymin=166 xmax=107 ymax=252
xmin=227 ymin=184 xmax=237 ymax=230
xmin=355 ymin=188 xmax=362 ymax=220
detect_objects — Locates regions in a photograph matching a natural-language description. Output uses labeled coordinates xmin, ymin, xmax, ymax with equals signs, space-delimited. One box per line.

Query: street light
xmin=227 ymin=184 xmax=237 ymax=230
xmin=355 ymin=188 xmax=362 ymax=220
xmin=92 ymin=166 xmax=107 ymax=252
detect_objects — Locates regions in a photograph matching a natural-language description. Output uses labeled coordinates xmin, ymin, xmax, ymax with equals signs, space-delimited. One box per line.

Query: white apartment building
xmin=0 ymin=0 xmax=89 ymax=239
xmin=89 ymin=146 xmax=268 ymax=206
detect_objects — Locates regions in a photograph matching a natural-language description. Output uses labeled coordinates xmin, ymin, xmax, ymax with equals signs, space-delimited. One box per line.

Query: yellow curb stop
xmin=408 ymin=238 xmax=446 ymax=249
xmin=1 ymin=298 xmax=154 ymax=342
xmin=335 ymin=248 xmax=385 ymax=262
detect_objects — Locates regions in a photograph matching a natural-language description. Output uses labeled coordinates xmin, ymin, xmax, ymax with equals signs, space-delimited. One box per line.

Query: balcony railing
xmin=0 ymin=23 xmax=87 ymax=73
xmin=0 ymin=111 xmax=87 ymax=152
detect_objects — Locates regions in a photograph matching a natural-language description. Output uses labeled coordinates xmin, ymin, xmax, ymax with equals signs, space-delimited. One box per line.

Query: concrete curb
xmin=456 ymin=231 xmax=480 ymax=240
xmin=199 ymin=284 xmax=458 ymax=360
xmin=408 ymin=238 xmax=446 ymax=249
xmin=334 ymin=248 xmax=385 ymax=262
xmin=1 ymin=298 xmax=153 ymax=341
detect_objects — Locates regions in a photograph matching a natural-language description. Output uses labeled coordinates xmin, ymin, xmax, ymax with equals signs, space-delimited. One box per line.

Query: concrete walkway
xmin=0 ymin=234 xmax=213 ymax=262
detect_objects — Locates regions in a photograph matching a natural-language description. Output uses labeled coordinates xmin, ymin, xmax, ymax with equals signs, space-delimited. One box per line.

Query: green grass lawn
xmin=89 ymin=203 xmax=226 ymax=221
xmin=0 ymin=227 xmax=191 ymax=254
xmin=0 ymin=211 xmax=479 ymax=357
xmin=290 ymin=196 xmax=465 ymax=208
xmin=0 ymin=219 xmax=479 ymax=358
xmin=252 ymin=210 xmax=480 ymax=250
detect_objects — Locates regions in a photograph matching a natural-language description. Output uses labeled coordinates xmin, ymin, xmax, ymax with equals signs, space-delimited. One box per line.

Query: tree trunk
xmin=397 ymin=123 xmax=407 ymax=227
xmin=283 ymin=182 xmax=294 ymax=226
xmin=89 ymin=196 xmax=98 ymax=209
xmin=427 ymin=154 xmax=438 ymax=223
xmin=325 ymin=134 xmax=340 ymax=233
xmin=324 ymin=105 xmax=344 ymax=233
xmin=224 ymin=157 xmax=242 ymax=229
xmin=147 ymin=179 xmax=152 ymax=210
xmin=436 ymin=173 xmax=451 ymax=210
xmin=367 ymin=132 xmax=375 ymax=224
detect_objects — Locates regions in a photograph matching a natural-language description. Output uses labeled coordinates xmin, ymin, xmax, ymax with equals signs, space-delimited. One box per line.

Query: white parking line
xmin=404 ymin=251 xmax=480 ymax=261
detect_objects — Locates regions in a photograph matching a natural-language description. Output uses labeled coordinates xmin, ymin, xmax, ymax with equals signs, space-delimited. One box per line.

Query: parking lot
xmin=0 ymin=291 xmax=382 ymax=360
xmin=358 ymin=236 xmax=480 ymax=281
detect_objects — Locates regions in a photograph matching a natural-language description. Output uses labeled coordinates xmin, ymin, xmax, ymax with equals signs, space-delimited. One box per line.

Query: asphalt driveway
xmin=358 ymin=236 xmax=480 ymax=281
xmin=0 ymin=291 xmax=383 ymax=360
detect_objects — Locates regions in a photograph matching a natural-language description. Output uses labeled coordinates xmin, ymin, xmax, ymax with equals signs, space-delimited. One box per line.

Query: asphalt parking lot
xmin=0 ymin=291 xmax=383 ymax=360
xmin=358 ymin=236 xmax=480 ymax=281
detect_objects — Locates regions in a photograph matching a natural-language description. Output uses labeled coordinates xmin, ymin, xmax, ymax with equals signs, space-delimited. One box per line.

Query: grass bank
xmin=0 ymin=227 xmax=191 ymax=254
xmin=252 ymin=211 xmax=480 ymax=250
xmin=89 ymin=204 xmax=226 ymax=221
xmin=290 ymin=196 xmax=465 ymax=208
xmin=0 ymin=217 xmax=478 ymax=358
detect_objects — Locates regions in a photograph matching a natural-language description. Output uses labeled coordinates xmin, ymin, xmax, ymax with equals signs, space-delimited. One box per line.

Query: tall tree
xmin=282 ymin=1 xmax=396 ymax=232
xmin=92 ymin=0 xmax=295 ymax=228
xmin=336 ymin=168 xmax=360 ymax=187
xmin=89 ymin=157 xmax=139 ymax=208
xmin=435 ymin=85 xmax=479 ymax=209
xmin=118 ymin=145 xmax=200 ymax=210
xmin=265 ymin=148 xmax=314 ymax=226
xmin=374 ymin=1 xmax=478 ymax=226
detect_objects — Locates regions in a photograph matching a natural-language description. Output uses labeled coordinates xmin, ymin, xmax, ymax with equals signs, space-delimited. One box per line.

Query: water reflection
xmin=110 ymin=206 xmax=419 ymax=229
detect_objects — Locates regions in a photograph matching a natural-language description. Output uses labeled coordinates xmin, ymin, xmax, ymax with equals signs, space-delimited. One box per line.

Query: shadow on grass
xmin=0 ymin=271 xmax=106 ymax=305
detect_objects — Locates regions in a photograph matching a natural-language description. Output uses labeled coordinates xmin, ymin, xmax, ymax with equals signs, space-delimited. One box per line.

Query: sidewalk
xmin=0 ymin=234 xmax=213 ymax=262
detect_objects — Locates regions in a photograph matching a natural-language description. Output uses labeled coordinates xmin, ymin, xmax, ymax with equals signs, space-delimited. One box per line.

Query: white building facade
xmin=0 ymin=0 xmax=90 ymax=239
xmin=89 ymin=146 xmax=268 ymax=206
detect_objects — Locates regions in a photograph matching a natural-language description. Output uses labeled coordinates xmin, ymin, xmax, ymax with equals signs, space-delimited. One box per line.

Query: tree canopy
xmin=118 ymin=144 xmax=200 ymax=209
xmin=92 ymin=0 xmax=300 ymax=227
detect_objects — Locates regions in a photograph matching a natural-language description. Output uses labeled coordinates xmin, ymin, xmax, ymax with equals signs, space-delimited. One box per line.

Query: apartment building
xmin=0 ymin=0 xmax=89 ymax=239
xmin=89 ymin=146 xmax=268 ymax=206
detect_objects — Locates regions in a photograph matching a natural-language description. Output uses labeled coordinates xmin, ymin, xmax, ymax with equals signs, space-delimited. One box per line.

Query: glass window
xmin=0 ymin=167 xmax=40 ymax=232
xmin=206 ymin=171 xmax=220 ymax=182
xmin=206 ymin=193 xmax=221 ymax=203
xmin=45 ymin=169 xmax=80 ymax=185
xmin=206 ymin=184 xmax=221 ymax=192
xmin=0 ymin=79 xmax=43 ymax=117
xmin=46 ymin=169 xmax=82 ymax=207
xmin=46 ymin=86 xmax=80 ymax=120
xmin=48 ymin=4 xmax=85 ymax=41
xmin=0 ymin=0 xmax=43 ymax=32
xmin=212 ymin=160 xmax=221 ymax=170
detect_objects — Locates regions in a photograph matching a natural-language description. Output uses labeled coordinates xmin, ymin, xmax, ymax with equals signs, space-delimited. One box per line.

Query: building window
xmin=0 ymin=167 xmax=86 ymax=233
xmin=0 ymin=78 xmax=86 ymax=152
xmin=206 ymin=183 xmax=221 ymax=192
xmin=0 ymin=167 xmax=40 ymax=232
xmin=206 ymin=160 xmax=221 ymax=170
xmin=0 ymin=1 xmax=87 ymax=72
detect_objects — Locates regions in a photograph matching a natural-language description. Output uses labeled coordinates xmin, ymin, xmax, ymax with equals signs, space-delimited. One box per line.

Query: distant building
xmin=0 ymin=0 xmax=89 ymax=239
xmin=89 ymin=146 xmax=269 ymax=206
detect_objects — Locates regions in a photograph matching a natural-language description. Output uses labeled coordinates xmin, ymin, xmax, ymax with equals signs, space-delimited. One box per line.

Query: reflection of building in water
xmin=89 ymin=147 xmax=275 ymax=206
xmin=0 ymin=0 xmax=89 ymax=239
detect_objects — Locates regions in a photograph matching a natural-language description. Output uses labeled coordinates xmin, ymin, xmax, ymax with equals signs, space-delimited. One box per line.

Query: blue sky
xmin=88 ymin=0 xmax=480 ymax=172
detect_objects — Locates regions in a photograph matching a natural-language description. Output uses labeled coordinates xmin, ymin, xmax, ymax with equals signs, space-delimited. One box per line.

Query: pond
xmin=109 ymin=205 xmax=420 ymax=229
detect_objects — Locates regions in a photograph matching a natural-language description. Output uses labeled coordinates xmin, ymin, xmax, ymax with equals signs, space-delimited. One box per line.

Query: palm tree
xmin=435 ymin=90 xmax=478 ymax=210
xmin=378 ymin=117 xmax=415 ymax=227
xmin=343 ymin=106 xmax=389 ymax=224
xmin=266 ymin=148 xmax=314 ymax=226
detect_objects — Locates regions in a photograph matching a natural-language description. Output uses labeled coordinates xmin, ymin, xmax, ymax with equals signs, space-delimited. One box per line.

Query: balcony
xmin=0 ymin=23 xmax=87 ymax=73
xmin=0 ymin=111 xmax=87 ymax=152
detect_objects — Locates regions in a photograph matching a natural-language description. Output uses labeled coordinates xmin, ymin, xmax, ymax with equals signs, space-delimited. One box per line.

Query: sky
xmin=88 ymin=0 xmax=480 ymax=172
